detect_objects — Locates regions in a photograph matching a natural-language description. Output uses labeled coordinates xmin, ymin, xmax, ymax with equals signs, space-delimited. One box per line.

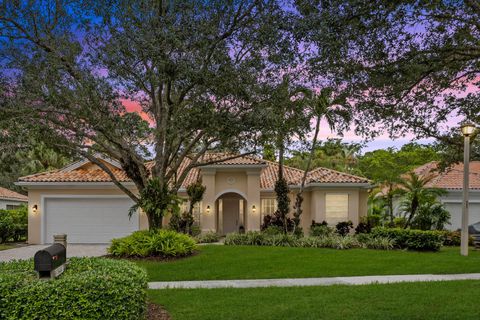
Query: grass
xmin=137 ymin=245 xmax=480 ymax=281
xmin=148 ymin=280 xmax=480 ymax=320
xmin=0 ymin=243 xmax=14 ymax=251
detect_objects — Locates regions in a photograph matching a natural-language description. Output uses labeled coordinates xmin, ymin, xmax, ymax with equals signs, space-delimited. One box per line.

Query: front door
xmin=223 ymin=198 xmax=239 ymax=234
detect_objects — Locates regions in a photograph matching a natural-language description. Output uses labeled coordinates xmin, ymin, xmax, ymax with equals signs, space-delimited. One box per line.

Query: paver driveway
xmin=0 ymin=244 xmax=108 ymax=262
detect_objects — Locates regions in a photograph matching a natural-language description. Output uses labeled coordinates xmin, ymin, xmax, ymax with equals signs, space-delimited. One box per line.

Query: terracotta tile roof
xmin=18 ymin=154 xmax=370 ymax=189
xmin=0 ymin=187 xmax=27 ymax=201
xmin=260 ymin=161 xmax=304 ymax=189
xmin=414 ymin=161 xmax=480 ymax=190
xmin=198 ymin=153 xmax=267 ymax=165
xmin=307 ymin=167 xmax=370 ymax=184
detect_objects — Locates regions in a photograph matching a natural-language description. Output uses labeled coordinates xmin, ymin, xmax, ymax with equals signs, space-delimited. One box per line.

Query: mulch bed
xmin=147 ymin=302 xmax=171 ymax=320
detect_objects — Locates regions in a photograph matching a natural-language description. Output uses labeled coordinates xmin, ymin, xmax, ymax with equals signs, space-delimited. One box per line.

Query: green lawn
xmin=137 ymin=245 xmax=480 ymax=281
xmin=148 ymin=281 xmax=480 ymax=320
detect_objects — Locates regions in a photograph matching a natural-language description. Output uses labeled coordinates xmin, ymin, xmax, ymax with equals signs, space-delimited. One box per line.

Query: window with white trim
xmin=180 ymin=200 xmax=202 ymax=224
xmin=261 ymin=198 xmax=277 ymax=221
xmin=325 ymin=194 xmax=349 ymax=224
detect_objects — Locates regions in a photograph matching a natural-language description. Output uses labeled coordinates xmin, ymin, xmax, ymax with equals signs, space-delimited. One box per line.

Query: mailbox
xmin=34 ymin=243 xmax=66 ymax=279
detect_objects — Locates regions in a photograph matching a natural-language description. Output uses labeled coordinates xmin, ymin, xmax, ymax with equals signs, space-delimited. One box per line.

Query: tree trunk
xmin=293 ymin=116 xmax=321 ymax=232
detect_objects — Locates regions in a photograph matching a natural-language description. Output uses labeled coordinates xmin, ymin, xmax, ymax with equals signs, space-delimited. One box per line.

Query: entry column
xmin=201 ymin=169 xmax=217 ymax=232
xmin=246 ymin=170 xmax=261 ymax=231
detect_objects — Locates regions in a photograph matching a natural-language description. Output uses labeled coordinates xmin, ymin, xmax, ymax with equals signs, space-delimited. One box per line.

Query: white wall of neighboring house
xmin=440 ymin=191 xmax=480 ymax=231
xmin=0 ymin=199 xmax=27 ymax=210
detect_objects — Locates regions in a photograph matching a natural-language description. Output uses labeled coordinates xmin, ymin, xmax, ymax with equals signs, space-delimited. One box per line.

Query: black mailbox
xmin=34 ymin=243 xmax=66 ymax=279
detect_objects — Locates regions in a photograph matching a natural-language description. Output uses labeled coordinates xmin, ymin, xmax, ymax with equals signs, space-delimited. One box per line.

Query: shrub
xmin=194 ymin=231 xmax=219 ymax=244
xmin=262 ymin=225 xmax=284 ymax=236
xmin=261 ymin=214 xmax=294 ymax=233
xmin=310 ymin=224 xmax=333 ymax=237
xmin=355 ymin=215 xmax=382 ymax=234
xmin=356 ymin=233 xmax=395 ymax=250
xmin=109 ymin=230 xmax=197 ymax=257
xmin=0 ymin=206 xmax=27 ymax=243
xmin=371 ymin=227 xmax=444 ymax=251
xmin=0 ymin=257 xmax=147 ymax=319
xmin=336 ymin=220 xmax=353 ymax=236
xmin=393 ymin=217 xmax=407 ymax=228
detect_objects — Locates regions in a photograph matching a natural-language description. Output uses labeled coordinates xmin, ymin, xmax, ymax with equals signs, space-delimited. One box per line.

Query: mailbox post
xmin=34 ymin=243 xmax=67 ymax=279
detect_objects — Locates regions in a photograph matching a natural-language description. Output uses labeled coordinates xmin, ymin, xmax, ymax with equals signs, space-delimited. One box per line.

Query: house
xmin=411 ymin=161 xmax=480 ymax=230
xmin=0 ymin=187 xmax=28 ymax=210
xmin=17 ymin=155 xmax=371 ymax=244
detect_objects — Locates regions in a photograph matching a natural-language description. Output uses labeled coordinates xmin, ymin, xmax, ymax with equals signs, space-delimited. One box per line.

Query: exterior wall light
xmin=252 ymin=205 xmax=256 ymax=213
xmin=206 ymin=205 xmax=210 ymax=214
xmin=32 ymin=205 xmax=38 ymax=213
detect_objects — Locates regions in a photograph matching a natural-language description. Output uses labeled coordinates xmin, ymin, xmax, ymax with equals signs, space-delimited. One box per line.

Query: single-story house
xmin=410 ymin=161 xmax=480 ymax=231
xmin=0 ymin=187 xmax=28 ymax=210
xmin=17 ymin=155 xmax=371 ymax=244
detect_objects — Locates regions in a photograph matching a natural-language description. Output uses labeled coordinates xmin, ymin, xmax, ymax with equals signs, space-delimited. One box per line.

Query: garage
xmin=43 ymin=197 xmax=138 ymax=244
xmin=444 ymin=202 xmax=480 ymax=231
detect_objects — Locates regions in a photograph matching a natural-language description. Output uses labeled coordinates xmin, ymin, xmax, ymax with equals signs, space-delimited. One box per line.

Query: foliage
xmin=286 ymin=139 xmax=362 ymax=173
xmin=371 ymin=227 xmax=444 ymax=251
xmin=310 ymin=224 xmax=333 ymax=237
xmin=194 ymin=232 xmax=219 ymax=244
xmin=0 ymin=0 xmax=298 ymax=230
xmin=442 ymin=231 xmax=474 ymax=247
xmin=335 ymin=221 xmax=353 ymax=236
xmin=298 ymin=1 xmax=480 ymax=143
xmin=355 ymin=215 xmax=382 ymax=234
xmin=274 ymin=177 xmax=291 ymax=233
xmin=356 ymin=233 xmax=395 ymax=250
xmin=262 ymin=225 xmax=285 ymax=236
xmin=0 ymin=257 xmax=147 ymax=319
xmin=0 ymin=206 xmax=27 ymax=243
xmin=411 ymin=202 xmax=451 ymax=231
xmin=182 ymin=181 xmax=207 ymax=234
xmin=130 ymin=178 xmax=181 ymax=229
xmin=109 ymin=230 xmax=197 ymax=258
xmin=397 ymin=172 xmax=448 ymax=229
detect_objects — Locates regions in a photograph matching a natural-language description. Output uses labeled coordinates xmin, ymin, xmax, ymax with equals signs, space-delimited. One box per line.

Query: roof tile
xmin=0 ymin=187 xmax=27 ymax=201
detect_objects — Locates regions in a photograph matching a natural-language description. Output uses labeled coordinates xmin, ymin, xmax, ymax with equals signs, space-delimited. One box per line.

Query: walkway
xmin=148 ymin=273 xmax=480 ymax=289
xmin=0 ymin=244 xmax=108 ymax=262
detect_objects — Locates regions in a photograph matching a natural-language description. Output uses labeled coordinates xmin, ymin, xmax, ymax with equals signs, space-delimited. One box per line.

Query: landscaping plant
xmin=371 ymin=227 xmax=444 ymax=251
xmin=109 ymin=230 xmax=197 ymax=258
xmin=335 ymin=221 xmax=354 ymax=236
xmin=0 ymin=258 xmax=147 ymax=319
xmin=194 ymin=232 xmax=220 ymax=244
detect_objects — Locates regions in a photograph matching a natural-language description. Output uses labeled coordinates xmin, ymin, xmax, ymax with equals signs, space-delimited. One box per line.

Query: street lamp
xmin=460 ymin=122 xmax=476 ymax=256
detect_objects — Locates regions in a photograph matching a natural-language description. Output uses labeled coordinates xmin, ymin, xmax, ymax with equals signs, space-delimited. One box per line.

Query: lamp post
xmin=460 ymin=123 xmax=476 ymax=256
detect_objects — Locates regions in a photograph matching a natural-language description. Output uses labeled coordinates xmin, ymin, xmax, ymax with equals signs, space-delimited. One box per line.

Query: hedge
xmin=0 ymin=257 xmax=147 ymax=320
xmin=0 ymin=205 xmax=27 ymax=243
xmin=371 ymin=227 xmax=444 ymax=251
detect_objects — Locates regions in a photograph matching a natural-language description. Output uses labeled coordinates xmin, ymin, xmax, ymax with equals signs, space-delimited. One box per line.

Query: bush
xmin=371 ymin=227 xmax=444 ymax=251
xmin=0 ymin=257 xmax=147 ymax=319
xmin=262 ymin=225 xmax=284 ymax=236
xmin=442 ymin=230 xmax=474 ymax=246
xmin=0 ymin=206 xmax=27 ymax=243
xmin=310 ymin=224 xmax=333 ymax=237
xmin=355 ymin=215 xmax=382 ymax=234
xmin=194 ymin=231 xmax=220 ymax=243
xmin=261 ymin=214 xmax=294 ymax=233
xmin=109 ymin=229 xmax=197 ymax=257
xmin=356 ymin=233 xmax=395 ymax=250
xmin=336 ymin=220 xmax=353 ymax=236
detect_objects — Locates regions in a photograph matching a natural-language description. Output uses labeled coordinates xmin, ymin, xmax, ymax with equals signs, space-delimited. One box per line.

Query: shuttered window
xmin=325 ymin=194 xmax=349 ymax=224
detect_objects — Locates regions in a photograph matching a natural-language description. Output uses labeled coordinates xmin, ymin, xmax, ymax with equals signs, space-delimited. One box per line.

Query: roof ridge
xmin=262 ymin=159 xmax=305 ymax=173
xmin=18 ymin=169 xmax=61 ymax=181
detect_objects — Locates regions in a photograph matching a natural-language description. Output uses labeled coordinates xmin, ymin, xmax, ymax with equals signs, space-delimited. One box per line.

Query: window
xmin=179 ymin=200 xmax=202 ymax=224
xmin=325 ymin=194 xmax=349 ymax=224
xmin=261 ymin=198 xmax=277 ymax=221
xmin=6 ymin=205 xmax=22 ymax=210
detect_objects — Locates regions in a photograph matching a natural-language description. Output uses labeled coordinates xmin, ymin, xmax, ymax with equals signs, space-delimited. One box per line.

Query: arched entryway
xmin=216 ymin=192 xmax=246 ymax=235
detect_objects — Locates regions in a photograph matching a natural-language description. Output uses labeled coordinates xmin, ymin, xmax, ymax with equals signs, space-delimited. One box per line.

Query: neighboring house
xmin=0 ymin=187 xmax=28 ymax=210
xmin=17 ymin=155 xmax=370 ymax=244
xmin=409 ymin=161 xmax=480 ymax=231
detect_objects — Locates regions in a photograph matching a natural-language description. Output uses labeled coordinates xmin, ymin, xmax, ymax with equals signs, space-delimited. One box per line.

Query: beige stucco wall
xmin=309 ymin=188 xmax=363 ymax=225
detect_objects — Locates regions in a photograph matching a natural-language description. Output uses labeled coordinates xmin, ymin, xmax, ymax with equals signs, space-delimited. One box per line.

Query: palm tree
xmin=293 ymin=88 xmax=351 ymax=229
xmin=398 ymin=172 xmax=447 ymax=229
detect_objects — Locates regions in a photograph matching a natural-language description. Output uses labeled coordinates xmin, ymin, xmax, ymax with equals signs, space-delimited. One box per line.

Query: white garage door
xmin=44 ymin=197 xmax=138 ymax=244
xmin=445 ymin=203 xmax=480 ymax=231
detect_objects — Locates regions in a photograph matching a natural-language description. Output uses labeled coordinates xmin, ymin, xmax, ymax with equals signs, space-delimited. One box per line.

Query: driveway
xmin=0 ymin=244 xmax=109 ymax=262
